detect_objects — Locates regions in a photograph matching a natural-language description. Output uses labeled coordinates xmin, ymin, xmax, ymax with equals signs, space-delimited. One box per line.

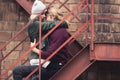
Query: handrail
xmin=0 ymin=0 xmax=62 ymax=78
xmin=24 ymin=19 xmax=91 ymax=80
xmin=0 ymin=0 xmax=91 ymax=79
xmin=25 ymin=0 xmax=90 ymax=78
xmin=0 ymin=36 xmax=28 ymax=62
xmin=0 ymin=0 xmax=57 ymax=51
xmin=91 ymin=0 xmax=95 ymax=51
xmin=0 ymin=19 xmax=35 ymax=51
xmin=0 ymin=0 xmax=56 ymax=78
xmin=58 ymin=0 xmax=84 ymax=23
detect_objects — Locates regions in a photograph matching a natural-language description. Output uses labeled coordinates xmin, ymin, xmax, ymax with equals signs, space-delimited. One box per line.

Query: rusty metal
xmin=24 ymin=19 xmax=90 ymax=80
xmin=2 ymin=0 xmax=120 ymax=79
xmin=16 ymin=0 xmax=33 ymax=14
xmin=70 ymin=4 xmax=88 ymax=23
xmin=38 ymin=14 xmax=42 ymax=80
xmin=24 ymin=1 xmax=90 ymax=79
xmin=91 ymin=0 xmax=94 ymax=51
xmin=41 ymin=0 xmax=88 ymax=42
xmin=94 ymin=44 xmax=120 ymax=61
xmin=58 ymin=0 xmax=84 ymax=23
xmin=2 ymin=0 xmax=57 ymax=79
xmin=0 ymin=18 xmax=36 ymax=51
xmin=0 ymin=11 xmax=42 ymax=79
xmin=0 ymin=42 xmax=35 ymax=78
xmin=0 ymin=0 xmax=101 ymax=79
xmin=50 ymin=45 xmax=95 ymax=80
xmin=0 ymin=36 xmax=28 ymax=62
xmin=59 ymin=0 xmax=69 ymax=8
xmin=68 ymin=0 xmax=88 ymax=23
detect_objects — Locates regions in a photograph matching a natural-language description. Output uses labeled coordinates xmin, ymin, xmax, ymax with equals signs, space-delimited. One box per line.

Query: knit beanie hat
xmin=31 ymin=0 xmax=46 ymax=14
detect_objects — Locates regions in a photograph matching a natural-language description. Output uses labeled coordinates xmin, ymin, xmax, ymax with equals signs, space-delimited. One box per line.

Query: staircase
xmin=0 ymin=0 xmax=120 ymax=80
xmin=0 ymin=0 xmax=96 ymax=80
xmin=50 ymin=45 xmax=95 ymax=80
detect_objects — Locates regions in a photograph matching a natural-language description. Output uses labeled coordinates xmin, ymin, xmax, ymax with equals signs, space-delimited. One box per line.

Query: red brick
xmin=13 ymin=31 xmax=27 ymax=41
xmin=0 ymin=21 xmax=16 ymax=31
xmin=5 ymin=51 xmax=20 ymax=60
xmin=22 ymin=42 xmax=30 ymax=51
xmin=16 ymin=22 xmax=26 ymax=30
xmin=0 ymin=32 xmax=12 ymax=41
xmin=6 ymin=41 xmax=23 ymax=51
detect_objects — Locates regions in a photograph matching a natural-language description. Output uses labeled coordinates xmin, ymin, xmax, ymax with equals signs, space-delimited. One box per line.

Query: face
xmin=45 ymin=8 xmax=56 ymax=21
xmin=41 ymin=13 xmax=46 ymax=21
xmin=46 ymin=13 xmax=55 ymax=21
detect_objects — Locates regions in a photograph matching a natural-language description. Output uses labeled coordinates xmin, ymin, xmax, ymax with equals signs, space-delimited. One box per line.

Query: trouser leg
xmin=12 ymin=65 xmax=37 ymax=80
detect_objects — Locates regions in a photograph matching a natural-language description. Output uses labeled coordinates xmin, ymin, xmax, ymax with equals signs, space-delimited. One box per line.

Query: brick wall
xmin=93 ymin=0 xmax=120 ymax=43
xmin=0 ymin=0 xmax=120 ymax=80
xmin=0 ymin=0 xmax=29 ymax=80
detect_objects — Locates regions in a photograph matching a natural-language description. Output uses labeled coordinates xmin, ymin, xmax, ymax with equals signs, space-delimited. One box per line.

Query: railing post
xmin=0 ymin=51 xmax=2 ymax=79
xmin=91 ymin=0 xmax=94 ymax=51
xmin=38 ymin=14 xmax=42 ymax=80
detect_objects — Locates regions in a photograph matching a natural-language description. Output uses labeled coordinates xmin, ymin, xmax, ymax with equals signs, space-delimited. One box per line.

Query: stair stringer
xmin=50 ymin=45 xmax=95 ymax=80
xmin=16 ymin=0 xmax=33 ymax=14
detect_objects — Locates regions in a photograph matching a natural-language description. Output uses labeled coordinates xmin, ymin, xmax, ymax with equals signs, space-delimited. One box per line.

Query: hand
xmin=30 ymin=39 xmax=41 ymax=54
xmin=30 ymin=39 xmax=36 ymax=48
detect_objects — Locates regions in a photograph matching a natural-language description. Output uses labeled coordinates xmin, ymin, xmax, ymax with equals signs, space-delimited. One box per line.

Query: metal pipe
xmin=91 ymin=0 xmax=94 ymax=50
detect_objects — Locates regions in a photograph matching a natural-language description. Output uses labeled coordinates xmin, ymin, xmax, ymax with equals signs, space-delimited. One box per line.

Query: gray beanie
xmin=31 ymin=0 xmax=46 ymax=14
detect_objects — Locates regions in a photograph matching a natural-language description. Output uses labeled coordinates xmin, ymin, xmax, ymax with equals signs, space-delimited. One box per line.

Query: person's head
xmin=30 ymin=0 xmax=46 ymax=20
xmin=45 ymin=6 xmax=63 ymax=21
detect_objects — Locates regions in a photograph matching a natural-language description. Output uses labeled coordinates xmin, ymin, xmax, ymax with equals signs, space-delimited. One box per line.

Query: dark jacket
xmin=28 ymin=20 xmax=68 ymax=50
xmin=28 ymin=20 xmax=69 ymax=60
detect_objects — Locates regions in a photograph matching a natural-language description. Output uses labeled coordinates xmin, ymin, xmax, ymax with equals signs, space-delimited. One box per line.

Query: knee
xmin=12 ymin=66 xmax=21 ymax=75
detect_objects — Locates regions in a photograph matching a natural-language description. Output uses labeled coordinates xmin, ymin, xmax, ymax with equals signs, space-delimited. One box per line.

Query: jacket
xmin=28 ymin=19 xmax=68 ymax=50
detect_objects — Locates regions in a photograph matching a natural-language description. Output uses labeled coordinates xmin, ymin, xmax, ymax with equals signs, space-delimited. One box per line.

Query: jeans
xmin=13 ymin=62 xmax=63 ymax=80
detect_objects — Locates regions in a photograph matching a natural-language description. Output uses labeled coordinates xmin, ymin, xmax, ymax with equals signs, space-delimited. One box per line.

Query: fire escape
xmin=0 ymin=0 xmax=120 ymax=80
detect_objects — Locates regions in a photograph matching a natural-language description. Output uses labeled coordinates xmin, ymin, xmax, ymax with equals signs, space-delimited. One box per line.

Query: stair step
xmin=50 ymin=45 xmax=95 ymax=80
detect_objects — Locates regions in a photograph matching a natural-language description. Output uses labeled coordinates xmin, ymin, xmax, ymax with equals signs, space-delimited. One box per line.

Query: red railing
xmin=24 ymin=0 xmax=91 ymax=79
xmin=0 ymin=0 xmax=94 ymax=79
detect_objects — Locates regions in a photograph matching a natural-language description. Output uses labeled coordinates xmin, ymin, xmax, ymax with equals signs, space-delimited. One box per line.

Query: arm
xmin=30 ymin=39 xmax=42 ymax=55
xmin=41 ymin=28 xmax=69 ymax=59
xmin=31 ymin=29 xmax=68 ymax=58
xmin=28 ymin=21 xmax=39 ymax=42
xmin=42 ymin=21 xmax=68 ymax=34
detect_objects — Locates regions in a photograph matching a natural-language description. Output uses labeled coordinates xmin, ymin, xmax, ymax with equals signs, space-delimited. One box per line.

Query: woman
xmin=13 ymin=6 xmax=70 ymax=80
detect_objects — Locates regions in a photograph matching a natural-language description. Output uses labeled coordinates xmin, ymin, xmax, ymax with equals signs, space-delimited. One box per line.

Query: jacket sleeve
xmin=42 ymin=21 xmax=68 ymax=34
xmin=28 ymin=20 xmax=68 ymax=42
xmin=41 ymin=28 xmax=69 ymax=59
xmin=28 ymin=21 xmax=39 ymax=42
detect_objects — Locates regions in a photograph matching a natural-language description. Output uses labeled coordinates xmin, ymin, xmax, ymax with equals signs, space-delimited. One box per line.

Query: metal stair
xmin=16 ymin=0 xmax=33 ymax=14
xmin=50 ymin=45 xmax=95 ymax=80
xmin=10 ymin=0 xmax=94 ymax=80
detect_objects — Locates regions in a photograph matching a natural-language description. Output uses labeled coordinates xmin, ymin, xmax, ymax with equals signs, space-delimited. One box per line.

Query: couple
xmin=13 ymin=0 xmax=70 ymax=80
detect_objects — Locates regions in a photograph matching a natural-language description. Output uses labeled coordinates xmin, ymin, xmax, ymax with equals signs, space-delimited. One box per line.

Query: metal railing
xmin=0 ymin=0 xmax=94 ymax=79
